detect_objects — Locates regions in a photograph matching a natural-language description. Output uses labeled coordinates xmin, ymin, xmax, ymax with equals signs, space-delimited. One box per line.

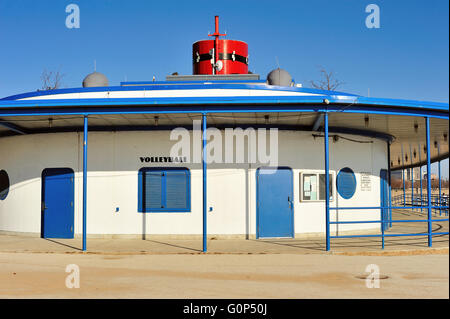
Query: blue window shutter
xmin=165 ymin=170 xmax=188 ymax=209
xmin=336 ymin=167 xmax=357 ymax=199
xmin=144 ymin=171 xmax=163 ymax=209
xmin=139 ymin=167 xmax=190 ymax=212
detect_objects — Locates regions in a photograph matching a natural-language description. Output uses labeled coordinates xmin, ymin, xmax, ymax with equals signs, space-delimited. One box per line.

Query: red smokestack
xmin=192 ymin=16 xmax=249 ymax=75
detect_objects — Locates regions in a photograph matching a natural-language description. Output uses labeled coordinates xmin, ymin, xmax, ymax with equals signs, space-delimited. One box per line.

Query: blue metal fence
xmin=328 ymin=205 xmax=449 ymax=250
xmin=325 ymin=116 xmax=449 ymax=250
xmin=391 ymin=194 xmax=449 ymax=216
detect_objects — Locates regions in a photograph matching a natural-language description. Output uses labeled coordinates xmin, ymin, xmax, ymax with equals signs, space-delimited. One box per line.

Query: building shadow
xmin=144 ymin=239 xmax=201 ymax=253
xmin=249 ymin=238 xmax=327 ymax=252
xmin=43 ymin=238 xmax=82 ymax=251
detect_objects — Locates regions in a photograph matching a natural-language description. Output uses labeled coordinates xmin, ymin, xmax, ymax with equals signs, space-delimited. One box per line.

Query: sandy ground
xmin=0 ymin=252 xmax=448 ymax=299
xmin=1 ymin=209 xmax=448 ymax=299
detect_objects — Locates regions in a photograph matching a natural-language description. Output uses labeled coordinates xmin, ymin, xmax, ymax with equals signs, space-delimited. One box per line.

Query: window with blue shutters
xmin=138 ymin=167 xmax=190 ymax=212
xmin=336 ymin=167 xmax=357 ymax=199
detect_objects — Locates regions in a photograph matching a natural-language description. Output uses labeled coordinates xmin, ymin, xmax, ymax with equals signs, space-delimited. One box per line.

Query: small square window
xmin=300 ymin=172 xmax=333 ymax=202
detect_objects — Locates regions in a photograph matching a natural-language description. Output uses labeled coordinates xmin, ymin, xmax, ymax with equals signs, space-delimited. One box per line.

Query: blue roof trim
xmin=0 ymin=105 xmax=448 ymax=120
xmin=0 ymin=95 xmax=352 ymax=108
xmin=1 ymin=83 xmax=359 ymax=101
xmin=355 ymin=96 xmax=449 ymax=111
xmin=0 ymin=94 xmax=447 ymax=113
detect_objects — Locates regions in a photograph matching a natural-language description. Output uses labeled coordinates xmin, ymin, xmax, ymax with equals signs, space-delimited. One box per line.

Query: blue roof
xmin=0 ymin=82 xmax=448 ymax=117
xmin=1 ymin=82 xmax=359 ymax=101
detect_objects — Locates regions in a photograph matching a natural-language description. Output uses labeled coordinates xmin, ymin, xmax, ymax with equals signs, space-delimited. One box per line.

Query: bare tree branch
xmin=40 ymin=68 xmax=65 ymax=91
xmin=310 ymin=66 xmax=345 ymax=91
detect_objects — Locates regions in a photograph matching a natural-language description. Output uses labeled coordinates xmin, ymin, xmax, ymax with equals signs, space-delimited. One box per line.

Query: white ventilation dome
xmin=266 ymin=68 xmax=293 ymax=87
xmin=82 ymin=71 xmax=109 ymax=87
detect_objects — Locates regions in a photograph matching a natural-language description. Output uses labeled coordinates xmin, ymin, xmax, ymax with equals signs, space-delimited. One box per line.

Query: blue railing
xmin=323 ymin=116 xmax=448 ymax=251
xmin=391 ymin=194 xmax=449 ymax=216
xmin=329 ymin=204 xmax=449 ymax=249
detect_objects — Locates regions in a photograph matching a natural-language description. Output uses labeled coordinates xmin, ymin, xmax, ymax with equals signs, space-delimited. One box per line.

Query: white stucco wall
xmin=0 ymin=130 xmax=387 ymax=237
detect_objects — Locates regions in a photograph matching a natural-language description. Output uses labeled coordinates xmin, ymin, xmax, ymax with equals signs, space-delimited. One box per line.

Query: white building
xmin=0 ymin=18 xmax=448 ymax=251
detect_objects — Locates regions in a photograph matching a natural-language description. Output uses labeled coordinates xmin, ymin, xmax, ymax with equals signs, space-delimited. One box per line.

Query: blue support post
xmin=324 ymin=113 xmax=330 ymax=251
xmin=401 ymin=145 xmax=406 ymax=206
xmin=202 ymin=113 xmax=207 ymax=252
xmin=437 ymin=143 xmax=441 ymax=216
xmin=418 ymin=143 xmax=423 ymax=213
xmin=425 ymin=117 xmax=432 ymax=247
xmin=387 ymin=141 xmax=392 ymax=228
xmin=82 ymin=115 xmax=88 ymax=251
xmin=410 ymin=145 xmax=414 ymax=210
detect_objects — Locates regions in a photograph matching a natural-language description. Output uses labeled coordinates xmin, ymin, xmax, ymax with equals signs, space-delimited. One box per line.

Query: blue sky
xmin=0 ymin=0 xmax=448 ymax=176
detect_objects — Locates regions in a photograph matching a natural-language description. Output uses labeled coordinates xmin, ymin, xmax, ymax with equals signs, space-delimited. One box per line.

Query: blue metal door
xmin=41 ymin=168 xmax=75 ymax=238
xmin=380 ymin=169 xmax=390 ymax=232
xmin=257 ymin=167 xmax=294 ymax=238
